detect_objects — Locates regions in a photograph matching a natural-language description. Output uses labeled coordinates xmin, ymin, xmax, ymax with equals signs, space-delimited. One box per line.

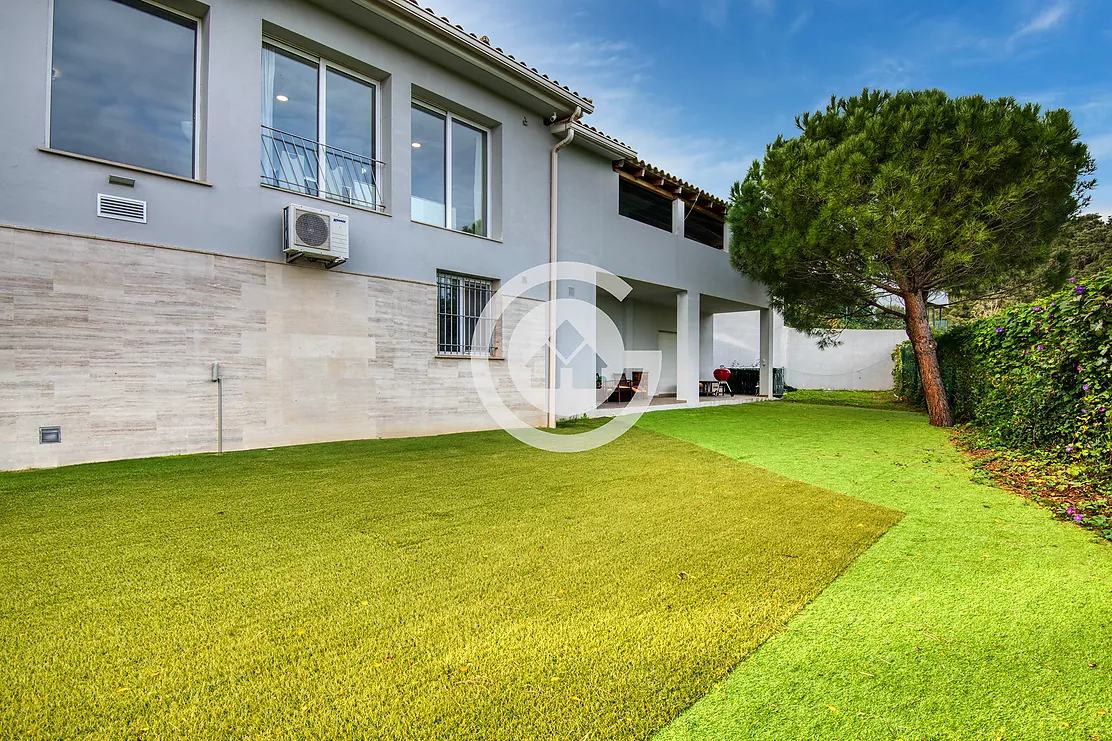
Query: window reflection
xmin=261 ymin=44 xmax=319 ymax=196
xmin=50 ymin=0 xmax=197 ymax=178
xmin=324 ymin=69 xmax=375 ymax=205
xmin=451 ymin=120 xmax=486 ymax=235
xmin=325 ymin=69 xmax=373 ymax=158
xmin=259 ymin=42 xmax=380 ymax=210
xmin=411 ymin=105 xmax=447 ymax=226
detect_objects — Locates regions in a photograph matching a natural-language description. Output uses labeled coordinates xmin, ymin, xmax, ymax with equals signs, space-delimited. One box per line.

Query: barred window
xmin=437 ymin=273 xmax=494 ymax=356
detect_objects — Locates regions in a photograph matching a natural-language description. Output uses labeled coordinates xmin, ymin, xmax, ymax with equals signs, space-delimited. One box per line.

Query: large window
xmin=260 ymin=40 xmax=381 ymax=210
xmin=437 ymin=273 xmax=494 ymax=356
xmin=684 ymin=208 xmax=725 ymax=249
xmin=618 ymin=179 xmax=673 ymax=232
xmin=412 ymin=103 xmax=489 ymax=237
xmin=49 ymin=0 xmax=199 ymax=178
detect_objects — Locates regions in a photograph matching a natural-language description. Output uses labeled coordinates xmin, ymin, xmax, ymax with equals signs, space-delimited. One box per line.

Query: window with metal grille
xmin=437 ymin=273 xmax=494 ymax=356
xmin=260 ymin=39 xmax=384 ymax=211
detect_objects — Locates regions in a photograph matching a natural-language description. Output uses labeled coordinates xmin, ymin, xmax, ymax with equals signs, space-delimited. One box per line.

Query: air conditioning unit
xmin=283 ymin=204 xmax=349 ymax=268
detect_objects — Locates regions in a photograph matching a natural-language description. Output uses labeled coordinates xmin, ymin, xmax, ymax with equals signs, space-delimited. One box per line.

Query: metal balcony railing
xmin=260 ymin=126 xmax=384 ymax=211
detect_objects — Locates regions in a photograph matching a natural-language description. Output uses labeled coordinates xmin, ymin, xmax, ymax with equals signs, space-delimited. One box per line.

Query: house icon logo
xmin=470 ymin=262 xmax=661 ymax=453
xmin=552 ymin=319 xmax=589 ymax=367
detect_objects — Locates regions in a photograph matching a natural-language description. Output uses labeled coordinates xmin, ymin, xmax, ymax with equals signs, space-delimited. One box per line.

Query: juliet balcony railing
xmin=260 ymin=126 xmax=385 ymax=212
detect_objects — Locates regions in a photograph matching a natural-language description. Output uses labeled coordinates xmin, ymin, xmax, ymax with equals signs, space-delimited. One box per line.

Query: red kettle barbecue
xmin=712 ymin=367 xmax=731 ymax=382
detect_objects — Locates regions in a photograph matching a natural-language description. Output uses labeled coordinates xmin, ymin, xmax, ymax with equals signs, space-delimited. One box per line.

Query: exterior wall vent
xmin=39 ymin=426 xmax=62 ymax=444
xmin=97 ymin=193 xmax=147 ymax=223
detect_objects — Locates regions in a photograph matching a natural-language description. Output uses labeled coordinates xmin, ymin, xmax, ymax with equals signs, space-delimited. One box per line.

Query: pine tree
xmin=729 ymin=89 xmax=1095 ymax=426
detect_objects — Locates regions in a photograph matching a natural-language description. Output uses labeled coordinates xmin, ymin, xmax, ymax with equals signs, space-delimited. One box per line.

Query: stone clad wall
xmin=0 ymin=227 xmax=544 ymax=470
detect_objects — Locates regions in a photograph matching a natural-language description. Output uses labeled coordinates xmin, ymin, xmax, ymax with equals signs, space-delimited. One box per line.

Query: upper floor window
xmin=684 ymin=208 xmax=725 ymax=249
xmin=618 ymin=178 xmax=673 ymax=232
xmin=437 ymin=273 xmax=494 ymax=356
xmin=412 ymin=103 xmax=489 ymax=237
xmin=49 ymin=0 xmax=199 ymax=178
xmin=260 ymin=40 xmax=382 ymax=211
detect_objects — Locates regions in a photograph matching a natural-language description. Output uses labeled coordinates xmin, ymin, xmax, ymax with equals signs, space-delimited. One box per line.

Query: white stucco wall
xmin=714 ymin=312 xmax=905 ymax=391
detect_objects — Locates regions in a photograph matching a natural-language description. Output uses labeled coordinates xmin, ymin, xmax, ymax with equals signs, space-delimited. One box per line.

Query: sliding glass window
xmin=411 ymin=102 xmax=489 ymax=237
xmin=49 ymin=0 xmax=198 ymax=178
xmin=260 ymin=40 xmax=381 ymax=210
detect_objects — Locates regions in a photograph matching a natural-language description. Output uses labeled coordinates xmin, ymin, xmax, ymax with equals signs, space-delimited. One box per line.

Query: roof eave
xmin=342 ymin=0 xmax=594 ymax=116
xmin=549 ymin=121 xmax=637 ymax=161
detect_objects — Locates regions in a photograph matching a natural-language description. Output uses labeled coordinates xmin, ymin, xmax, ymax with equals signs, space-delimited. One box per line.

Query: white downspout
xmin=547 ymin=106 xmax=583 ymax=429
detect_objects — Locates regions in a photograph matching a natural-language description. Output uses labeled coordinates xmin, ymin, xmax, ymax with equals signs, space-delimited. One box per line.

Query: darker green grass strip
xmin=0 ymin=426 xmax=897 ymax=740
xmin=641 ymin=403 xmax=1112 ymax=741
xmin=781 ymin=389 xmax=919 ymax=413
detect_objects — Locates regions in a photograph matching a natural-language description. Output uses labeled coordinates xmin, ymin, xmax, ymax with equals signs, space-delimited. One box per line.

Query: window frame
xmin=261 ymin=36 xmax=383 ymax=211
xmin=45 ymin=0 xmax=204 ymax=180
xmin=436 ymin=271 xmax=496 ymax=357
xmin=411 ymin=100 xmax=492 ymax=238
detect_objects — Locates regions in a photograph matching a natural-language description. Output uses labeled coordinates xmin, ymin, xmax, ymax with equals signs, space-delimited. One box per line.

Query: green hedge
xmin=894 ymin=270 xmax=1112 ymax=478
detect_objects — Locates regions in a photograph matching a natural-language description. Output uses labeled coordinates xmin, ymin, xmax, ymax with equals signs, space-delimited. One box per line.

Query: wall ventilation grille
xmin=39 ymin=426 xmax=61 ymax=444
xmin=97 ymin=193 xmax=147 ymax=223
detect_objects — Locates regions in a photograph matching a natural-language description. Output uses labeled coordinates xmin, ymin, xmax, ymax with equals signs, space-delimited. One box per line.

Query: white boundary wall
xmin=714 ymin=312 xmax=905 ymax=391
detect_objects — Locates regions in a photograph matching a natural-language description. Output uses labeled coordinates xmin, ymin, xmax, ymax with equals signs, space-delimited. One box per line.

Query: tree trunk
xmin=903 ymin=291 xmax=953 ymax=427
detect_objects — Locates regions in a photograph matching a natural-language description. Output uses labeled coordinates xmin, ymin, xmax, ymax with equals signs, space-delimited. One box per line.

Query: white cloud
xmin=788 ymin=8 xmax=813 ymax=36
xmin=1014 ymin=1 xmax=1069 ymax=38
xmin=687 ymin=0 xmax=777 ymax=26
xmin=418 ymin=0 xmax=755 ymax=198
xmin=1083 ymin=191 xmax=1112 ymax=218
xmin=1088 ymin=133 xmax=1112 ymax=162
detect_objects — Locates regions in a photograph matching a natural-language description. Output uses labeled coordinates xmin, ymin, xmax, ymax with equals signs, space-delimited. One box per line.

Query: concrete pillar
xmin=699 ymin=314 xmax=715 ymax=378
xmin=676 ymin=291 xmax=700 ymax=402
xmin=759 ymin=308 xmax=774 ymax=398
xmin=624 ymin=299 xmax=635 ymax=347
xmin=554 ymin=280 xmax=597 ymax=418
xmin=672 ymin=198 xmax=685 ymax=236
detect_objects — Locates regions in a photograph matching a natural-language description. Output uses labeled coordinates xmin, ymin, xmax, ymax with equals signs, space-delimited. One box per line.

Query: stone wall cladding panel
xmin=0 ymin=227 xmax=545 ymax=470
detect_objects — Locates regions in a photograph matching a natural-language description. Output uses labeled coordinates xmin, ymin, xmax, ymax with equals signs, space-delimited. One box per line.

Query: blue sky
xmin=430 ymin=0 xmax=1112 ymax=216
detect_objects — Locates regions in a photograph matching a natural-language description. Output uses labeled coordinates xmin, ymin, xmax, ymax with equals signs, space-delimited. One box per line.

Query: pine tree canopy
xmin=729 ymin=88 xmax=1096 ymax=337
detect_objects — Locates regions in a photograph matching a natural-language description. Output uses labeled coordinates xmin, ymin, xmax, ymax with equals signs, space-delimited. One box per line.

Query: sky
xmin=427 ymin=0 xmax=1112 ymax=216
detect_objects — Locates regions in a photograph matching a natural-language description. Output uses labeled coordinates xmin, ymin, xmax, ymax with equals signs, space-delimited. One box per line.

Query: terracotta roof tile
xmin=399 ymin=2 xmax=724 ymax=208
xmin=615 ymin=158 xmax=729 ymax=211
xmin=578 ymin=123 xmax=632 ymax=150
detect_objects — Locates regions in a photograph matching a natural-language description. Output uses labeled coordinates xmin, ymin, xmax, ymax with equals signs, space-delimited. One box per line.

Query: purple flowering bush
xmin=895 ymin=268 xmax=1112 ymax=483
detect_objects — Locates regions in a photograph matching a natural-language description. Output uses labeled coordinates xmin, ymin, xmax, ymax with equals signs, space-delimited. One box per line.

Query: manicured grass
xmin=782 ymin=388 xmax=918 ymax=412
xmin=641 ymin=403 xmax=1112 ymax=741
xmin=0 ymin=428 xmax=897 ymax=740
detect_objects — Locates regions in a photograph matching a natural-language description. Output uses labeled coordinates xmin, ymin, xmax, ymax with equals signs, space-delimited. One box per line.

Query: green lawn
xmin=641 ymin=403 xmax=1112 ymax=741
xmin=782 ymin=388 xmax=917 ymax=412
xmin=0 ymin=426 xmax=897 ymax=740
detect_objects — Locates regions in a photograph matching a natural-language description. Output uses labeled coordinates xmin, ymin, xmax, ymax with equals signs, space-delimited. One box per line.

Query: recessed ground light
xmin=412 ymin=142 xmax=422 ymax=148
xmin=275 ymin=94 xmax=289 ymax=102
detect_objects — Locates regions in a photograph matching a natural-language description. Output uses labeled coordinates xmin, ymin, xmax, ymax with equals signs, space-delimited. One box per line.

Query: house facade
xmin=0 ymin=0 xmax=773 ymax=470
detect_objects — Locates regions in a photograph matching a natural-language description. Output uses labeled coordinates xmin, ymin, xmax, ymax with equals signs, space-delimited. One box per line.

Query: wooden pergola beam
xmin=612 ymin=161 xmax=729 ymax=216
